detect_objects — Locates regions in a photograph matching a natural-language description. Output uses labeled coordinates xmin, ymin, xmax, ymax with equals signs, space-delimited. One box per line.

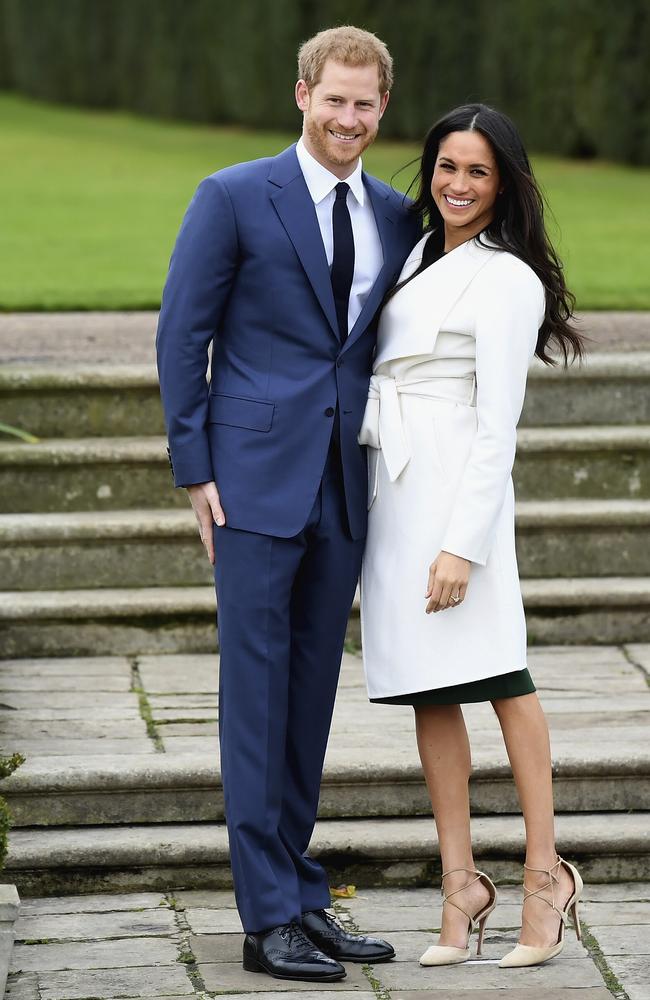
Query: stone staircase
xmin=0 ymin=646 xmax=649 ymax=895
xmin=0 ymin=322 xmax=649 ymax=893
xmin=1 ymin=352 xmax=650 ymax=653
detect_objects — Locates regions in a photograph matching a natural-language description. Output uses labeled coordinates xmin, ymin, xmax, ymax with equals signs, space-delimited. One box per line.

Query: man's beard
xmin=304 ymin=114 xmax=377 ymax=167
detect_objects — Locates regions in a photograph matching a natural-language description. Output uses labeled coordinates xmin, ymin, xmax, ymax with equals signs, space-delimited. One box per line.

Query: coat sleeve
xmin=156 ymin=175 xmax=239 ymax=488
xmin=440 ymin=256 xmax=545 ymax=565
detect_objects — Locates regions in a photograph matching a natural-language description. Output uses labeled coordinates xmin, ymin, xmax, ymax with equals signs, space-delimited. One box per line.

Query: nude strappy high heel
xmin=419 ymin=868 xmax=497 ymax=967
xmin=499 ymin=855 xmax=583 ymax=968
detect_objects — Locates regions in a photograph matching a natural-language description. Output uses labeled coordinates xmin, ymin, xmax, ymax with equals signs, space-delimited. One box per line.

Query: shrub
xmin=0 ymin=753 xmax=25 ymax=871
xmin=1 ymin=0 xmax=648 ymax=163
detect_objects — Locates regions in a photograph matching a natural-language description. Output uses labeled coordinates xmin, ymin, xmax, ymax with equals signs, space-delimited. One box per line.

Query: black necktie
xmin=330 ymin=182 xmax=355 ymax=340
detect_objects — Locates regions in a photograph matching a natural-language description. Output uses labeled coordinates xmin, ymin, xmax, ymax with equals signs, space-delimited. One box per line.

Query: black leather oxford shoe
xmin=302 ymin=908 xmax=396 ymax=962
xmin=242 ymin=921 xmax=346 ymax=981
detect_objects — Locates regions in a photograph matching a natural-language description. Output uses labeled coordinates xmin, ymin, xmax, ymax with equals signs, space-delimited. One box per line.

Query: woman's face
xmin=431 ymin=130 xmax=501 ymax=242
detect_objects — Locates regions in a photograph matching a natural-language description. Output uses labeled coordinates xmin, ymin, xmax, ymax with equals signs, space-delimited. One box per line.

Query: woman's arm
xmin=439 ymin=254 xmax=545 ymax=566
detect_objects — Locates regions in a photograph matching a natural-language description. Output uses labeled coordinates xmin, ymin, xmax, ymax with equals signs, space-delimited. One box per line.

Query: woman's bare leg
xmin=492 ymin=692 xmax=575 ymax=946
xmin=415 ymin=704 xmax=491 ymax=947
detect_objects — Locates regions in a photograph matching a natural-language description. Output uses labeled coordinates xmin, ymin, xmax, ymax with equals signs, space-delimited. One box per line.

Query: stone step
xmin=0 ymin=365 xmax=164 ymax=440
xmin=1 ymin=578 xmax=650 ymax=655
xmin=2 ymin=813 xmax=647 ymax=895
xmin=1 ymin=426 xmax=649 ymax=513
xmin=1 ymin=746 xmax=647 ymax=829
xmin=2 ymin=500 xmax=649 ymax=590
xmin=2 ymin=353 xmax=650 ymax=439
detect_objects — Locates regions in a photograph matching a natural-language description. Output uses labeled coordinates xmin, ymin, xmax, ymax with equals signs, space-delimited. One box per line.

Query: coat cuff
xmin=440 ymin=538 xmax=489 ymax=568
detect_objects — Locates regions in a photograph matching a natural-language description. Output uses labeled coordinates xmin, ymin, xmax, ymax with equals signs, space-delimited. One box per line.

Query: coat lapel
xmin=374 ymin=236 xmax=498 ymax=368
xmin=268 ymin=146 xmax=339 ymax=339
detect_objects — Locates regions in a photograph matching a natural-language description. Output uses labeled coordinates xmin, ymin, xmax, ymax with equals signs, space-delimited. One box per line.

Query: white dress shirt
xmin=296 ymin=137 xmax=384 ymax=334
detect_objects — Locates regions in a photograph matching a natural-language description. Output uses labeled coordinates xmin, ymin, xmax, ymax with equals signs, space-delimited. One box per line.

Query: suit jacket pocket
xmin=207 ymin=393 xmax=275 ymax=432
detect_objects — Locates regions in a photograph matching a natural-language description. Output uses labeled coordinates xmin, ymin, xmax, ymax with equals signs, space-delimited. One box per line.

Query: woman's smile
xmin=443 ymin=195 xmax=475 ymax=209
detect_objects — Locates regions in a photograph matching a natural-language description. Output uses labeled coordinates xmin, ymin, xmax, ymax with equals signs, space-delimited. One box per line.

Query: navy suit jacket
xmin=156 ymin=144 xmax=421 ymax=540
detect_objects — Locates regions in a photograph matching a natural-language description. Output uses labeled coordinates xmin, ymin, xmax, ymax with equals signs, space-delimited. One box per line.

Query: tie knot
xmin=335 ymin=182 xmax=350 ymax=201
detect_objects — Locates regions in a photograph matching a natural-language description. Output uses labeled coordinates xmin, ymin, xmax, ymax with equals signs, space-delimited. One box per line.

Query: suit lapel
xmin=342 ymin=174 xmax=399 ymax=353
xmin=269 ymin=146 xmax=339 ymax=339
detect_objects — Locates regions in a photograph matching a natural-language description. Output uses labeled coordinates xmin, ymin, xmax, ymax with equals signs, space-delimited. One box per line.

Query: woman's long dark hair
xmin=393 ymin=103 xmax=584 ymax=365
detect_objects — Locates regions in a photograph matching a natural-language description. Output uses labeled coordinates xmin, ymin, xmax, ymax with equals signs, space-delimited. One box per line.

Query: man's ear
xmin=295 ymin=79 xmax=310 ymax=113
xmin=378 ymin=90 xmax=390 ymax=119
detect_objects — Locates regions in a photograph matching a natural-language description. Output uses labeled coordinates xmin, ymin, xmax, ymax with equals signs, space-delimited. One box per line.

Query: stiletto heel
xmin=570 ymin=899 xmax=582 ymax=940
xmin=499 ymin=855 xmax=584 ymax=968
xmin=476 ymin=913 xmax=489 ymax=957
xmin=419 ymin=868 xmax=497 ymax=967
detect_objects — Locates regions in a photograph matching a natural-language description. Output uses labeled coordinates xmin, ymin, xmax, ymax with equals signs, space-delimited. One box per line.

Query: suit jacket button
xmin=324 ymin=407 xmax=335 ymax=417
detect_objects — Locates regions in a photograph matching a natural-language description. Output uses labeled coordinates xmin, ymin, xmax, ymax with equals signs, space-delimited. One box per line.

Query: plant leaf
xmin=0 ymin=422 xmax=40 ymax=443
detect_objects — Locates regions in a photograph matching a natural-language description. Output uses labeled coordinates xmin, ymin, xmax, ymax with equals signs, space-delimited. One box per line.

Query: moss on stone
xmin=0 ymin=752 xmax=25 ymax=870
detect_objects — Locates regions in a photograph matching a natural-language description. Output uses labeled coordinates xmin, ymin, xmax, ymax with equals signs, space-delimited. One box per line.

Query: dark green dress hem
xmin=369 ymin=668 xmax=536 ymax=706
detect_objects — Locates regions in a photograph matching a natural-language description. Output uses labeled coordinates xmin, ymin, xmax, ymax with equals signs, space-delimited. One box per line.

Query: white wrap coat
xmin=359 ymin=234 xmax=545 ymax=699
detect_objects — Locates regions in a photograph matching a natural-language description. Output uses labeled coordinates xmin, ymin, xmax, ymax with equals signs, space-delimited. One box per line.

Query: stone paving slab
xmin=14 ymin=908 xmax=177 ymax=941
xmin=184 ymin=907 xmax=243 ymax=934
xmin=0 ymin=674 xmax=130 ymax=692
xmin=200 ymin=961 xmax=371 ymax=991
xmin=189 ymin=930 xmax=243 ymax=965
xmin=4 ymin=973 xmax=40 ymax=1000
xmin=17 ymin=892 xmax=166 ymax=914
xmin=581 ymin=882 xmax=650 ymax=901
xmin=0 ymin=706 xmax=142 ymax=721
xmin=210 ymin=994 xmax=374 ymax=1000
xmin=601 ymin=956 xmax=650 ymax=994
xmin=11 ymin=935 xmax=178 ymax=971
xmin=390 ymin=991 xmax=613 ymax=999
xmin=0 ymin=738 xmax=155 ymax=756
xmin=584 ymin=901 xmax=650 ymax=924
xmin=190 ymin=931 xmax=240 ymax=962
xmin=0 ymin=657 xmax=133 ymax=676
xmin=626 ymin=988 xmax=650 ymax=1000
xmin=36 ymin=966 xmax=193 ymax=1000
xmin=346 ymin=931 xmax=587 ymax=964
xmin=378 ymin=957 xmax=603 ymax=989
xmin=173 ymin=889 xmax=238 ymax=909
xmin=0 ymin=720 xmax=148 ymax=738
xmin=0 ymin=692 xmax=136 ymax=708
xmin=6 ymin=884 xmax=648 ymax=999
xmin=587 ymin=923 xmax=650 ymax=954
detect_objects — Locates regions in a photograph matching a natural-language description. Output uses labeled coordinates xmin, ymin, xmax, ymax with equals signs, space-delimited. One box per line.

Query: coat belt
xmin=358 ymin=373 xmax=477 ymax=484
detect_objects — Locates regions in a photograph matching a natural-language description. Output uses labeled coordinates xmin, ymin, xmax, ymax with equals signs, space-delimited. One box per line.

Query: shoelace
xmin=311 ymin=908 xmax=355 ymax=939
xmin=278 ymin=922 xmax=318 ymax=951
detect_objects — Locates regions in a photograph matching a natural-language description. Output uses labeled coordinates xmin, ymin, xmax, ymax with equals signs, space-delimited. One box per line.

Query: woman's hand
xmin=425 ymin=551 xmax=470 ymax=613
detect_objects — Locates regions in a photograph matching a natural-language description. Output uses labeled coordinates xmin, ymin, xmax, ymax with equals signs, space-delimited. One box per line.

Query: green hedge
xmin=2 ymin=0 xmax=649 ymax=163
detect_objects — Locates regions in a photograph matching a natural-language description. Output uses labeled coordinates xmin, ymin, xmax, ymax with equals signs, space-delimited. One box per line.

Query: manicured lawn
xmin=2 ymin=93 xmax=649 ymax=310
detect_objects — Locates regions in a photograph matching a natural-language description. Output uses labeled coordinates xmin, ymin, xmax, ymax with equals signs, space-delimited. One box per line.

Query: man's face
xmin=296 ymin=59 xmax=389 ymax=177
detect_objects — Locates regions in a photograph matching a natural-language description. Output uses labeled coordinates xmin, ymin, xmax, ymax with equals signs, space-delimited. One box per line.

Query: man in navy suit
xmin=157 ymin=25 xmax=420 ymax=982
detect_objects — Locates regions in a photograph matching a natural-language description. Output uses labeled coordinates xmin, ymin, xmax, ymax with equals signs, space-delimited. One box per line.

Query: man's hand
xmin=425 ymin=551 xmax=470 ymax=613
xmin=186 ymin=481 xmax=226 ymax=565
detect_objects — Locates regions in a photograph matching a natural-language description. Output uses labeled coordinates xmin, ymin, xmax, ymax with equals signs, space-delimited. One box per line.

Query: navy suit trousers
xmin=214 ymin=443 xmax=364 ymax=933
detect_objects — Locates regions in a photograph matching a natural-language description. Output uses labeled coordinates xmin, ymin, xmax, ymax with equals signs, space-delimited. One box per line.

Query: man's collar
xmin=296 ymin=137 xmax=365 ymax=206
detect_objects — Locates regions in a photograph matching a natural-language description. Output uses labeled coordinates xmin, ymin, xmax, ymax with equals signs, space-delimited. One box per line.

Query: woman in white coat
xmin=359 ymin=104 xmax=586 ymax=969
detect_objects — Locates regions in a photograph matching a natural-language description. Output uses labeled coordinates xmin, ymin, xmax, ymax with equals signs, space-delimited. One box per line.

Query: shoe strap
xmin=522 ymin=857 xmax=568 ymax=923
xmin=440 ymin=868 xmax=483 ymax=923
